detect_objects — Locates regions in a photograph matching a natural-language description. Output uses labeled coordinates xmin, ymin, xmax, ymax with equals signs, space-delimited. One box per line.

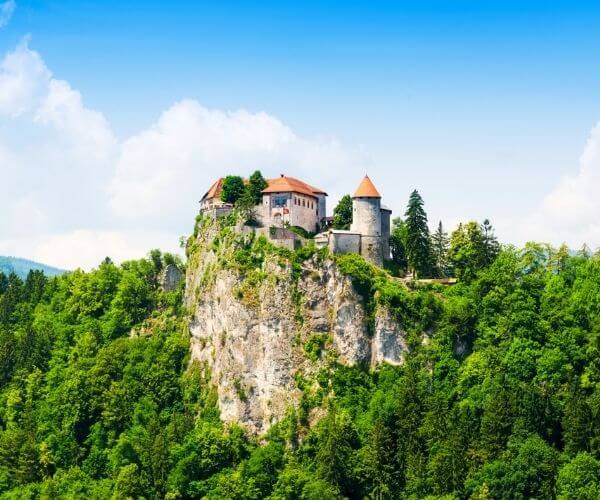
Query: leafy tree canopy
xmin=220 ymin=175 xmax=246 ymax=204
xmin=332 ymin=194 xmax=353 ymax=230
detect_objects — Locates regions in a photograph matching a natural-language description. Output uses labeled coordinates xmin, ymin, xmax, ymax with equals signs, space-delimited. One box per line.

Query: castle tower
xmin=351 ymin=175 xmax=383 ymax=266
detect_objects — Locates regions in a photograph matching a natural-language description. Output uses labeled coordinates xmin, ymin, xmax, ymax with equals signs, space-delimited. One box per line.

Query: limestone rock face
xmin=159 ymin=264 xmax=183 ymax=292
xmin=185 ymin=223 xmax=409 ymax=434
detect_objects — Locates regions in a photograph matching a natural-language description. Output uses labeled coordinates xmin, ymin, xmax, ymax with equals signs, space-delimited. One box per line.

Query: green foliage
xmin=0 ymin=251 xmax=225 ymax=498
xmin=336 ymin=252 xmax=440 ymax=335
xmin=557 ymin=452 xmax=600 ymax=499
xmin=221 ymin=175 xmax=246 ymax=204
xmin=247 ymin=170 xmax=269 ymax=205
xmin=431 ymin=221 xmax=450 ymax=277
xmin=389 ymin=217 xmax=408 ymax=273
xmin=2 ymin=214 xmax=600 ymax=499
xmin=286 ymin=225 xmax=314 ymax=239
xmin=404 ymin=189 xmax=433 ymax=277
xmin=332 ymin=194 xmax=353 ymax=230
xmin=448 ymin=220 xmax=500 ymax=282
xmin=304 ymin=333 xmax=330 ymax=362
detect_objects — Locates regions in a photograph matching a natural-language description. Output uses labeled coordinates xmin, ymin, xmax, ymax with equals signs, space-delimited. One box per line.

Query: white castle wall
xmin=260 ymin=193 xmax=320 ymax=233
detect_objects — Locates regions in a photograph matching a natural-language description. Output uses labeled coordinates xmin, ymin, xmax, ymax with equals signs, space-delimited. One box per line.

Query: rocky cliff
xmin=184 ymin=215 xmax=413 ymax=434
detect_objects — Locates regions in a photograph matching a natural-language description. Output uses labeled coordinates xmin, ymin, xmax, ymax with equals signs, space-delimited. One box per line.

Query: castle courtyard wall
xmin=328 ymin=231 xmax=361 ymax=255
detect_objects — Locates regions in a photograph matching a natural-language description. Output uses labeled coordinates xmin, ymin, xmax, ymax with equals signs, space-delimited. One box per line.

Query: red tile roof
xmin=201 ymin=177 xmax=224 ymax=201
xmin=353 ymin=175 xmax=381 ymax=198
xmin=202 ymin=175 xmax=327 ymax=201
xmin=262 ymin=175 xmax=327 ymax=197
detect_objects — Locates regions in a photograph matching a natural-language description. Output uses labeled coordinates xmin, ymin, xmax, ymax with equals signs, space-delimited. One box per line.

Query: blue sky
xmin=1 ymin=1 xmax=600 ymax=268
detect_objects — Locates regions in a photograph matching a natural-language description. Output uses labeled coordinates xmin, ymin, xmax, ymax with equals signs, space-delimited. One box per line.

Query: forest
xmin=0 ymin=191 xmax=599 ymax=498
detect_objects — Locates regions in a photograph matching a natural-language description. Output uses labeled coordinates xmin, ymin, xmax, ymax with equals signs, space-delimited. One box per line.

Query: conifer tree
xmin=481 ymin=219 xmax=500 ymax=265
xmin=404 ymin=190 xmax=432 ymax=277
xmin=431 ymin=221 xmax=450 ymax=277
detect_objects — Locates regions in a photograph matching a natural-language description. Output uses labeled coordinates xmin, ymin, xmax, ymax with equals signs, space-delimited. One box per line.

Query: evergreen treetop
xmin=404 ymin=189 xmax=432 ymax=278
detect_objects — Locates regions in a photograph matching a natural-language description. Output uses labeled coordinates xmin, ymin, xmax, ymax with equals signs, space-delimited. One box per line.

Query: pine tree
xmin=404 ymin=190 xmax=432 ymax=278
xmin=481 ymin=219 xmax=500 ymax=265
xmin=431 ymin=221 xmax=450 ymax=277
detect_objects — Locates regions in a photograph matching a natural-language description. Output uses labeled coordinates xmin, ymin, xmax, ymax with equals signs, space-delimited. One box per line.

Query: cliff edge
xmin=184 ymin=215 xmax=423 ymax=434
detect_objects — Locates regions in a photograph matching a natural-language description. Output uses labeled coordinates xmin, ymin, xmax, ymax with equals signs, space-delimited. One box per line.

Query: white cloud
xmin=0 ymin=37 xmax=50 ymax=116
xmin=2 ymin=36 xmax=598 ymax=271
xmin=0 ymin=40 xmax=364 ymax=270
xmin=30 ymin=229 xmax=180 ymax=271
xmin=510 ymin=123 xmax=600 ymax=249
xmin=109 ymin=100 xmax=360 ymax=229
xmin=0 ymin=0 xmax=15 ymax=29
xmin=0 ymin=39 xmax=118 ymax=268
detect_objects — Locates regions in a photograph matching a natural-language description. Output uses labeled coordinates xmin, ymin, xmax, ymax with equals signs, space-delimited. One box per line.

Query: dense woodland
xmin=1 ymin=189 xmax=600 ymax=498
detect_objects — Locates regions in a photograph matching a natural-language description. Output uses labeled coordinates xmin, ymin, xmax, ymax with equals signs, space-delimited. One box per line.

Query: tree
xmin=235 ymin=188 xmax=258 ymax=225
xmin=557 ymin=453 xmax=600 ymax=499
xmin=431 ymin=221 xmax=450 ymax=277
xmin=316 ymin=407 xmax=359 ymax=496
xmin=149 ymin=249 xmax=163 ymax=274
xmin=0 ymin=272 xmax=8 ymax=295
xmin=389 ymin=217 xmax=408 ymax=274
xmin=404 ymin=190 xmax=432 ymax=277
xmin=481 ymin=219 xmax=500 ymax=266
xmin=247 ymin=170 xmax=268 ymax=205
xmin=221 ymin=176 xmax=245 ymax=205
xmin=448 ymin=219 xmax=501 ymax=282
xmin=332 ymin=195 xmax=353 ymax=229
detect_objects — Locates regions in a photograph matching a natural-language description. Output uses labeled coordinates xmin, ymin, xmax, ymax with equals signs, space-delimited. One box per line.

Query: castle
xmin=315 ymin=175 xmax=391 ymax=267
xmin=200 ymin=174 xmax=391 ymax=266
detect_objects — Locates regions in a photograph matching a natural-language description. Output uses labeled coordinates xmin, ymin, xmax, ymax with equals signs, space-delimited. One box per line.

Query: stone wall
xmin=361 ymin=235 xmax=383 ymax=267
xmin=328 ymin=231 xmax=361 ymax=255
xmin=381 ymin=208 xmax=391 ymax=260
xmin=351 ymin=197 xmax=382 ymax=266
xmin=202 ymin=206 xmax=234 ymax=220
xmin=351 ymin=197 xmax=381 ymax=237
xmin=316 ymin=193 xmax=327 ymax=227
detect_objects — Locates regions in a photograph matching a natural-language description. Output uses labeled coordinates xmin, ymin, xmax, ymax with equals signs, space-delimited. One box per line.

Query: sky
xmin=1 ymin=0 xmax=600 ymax=270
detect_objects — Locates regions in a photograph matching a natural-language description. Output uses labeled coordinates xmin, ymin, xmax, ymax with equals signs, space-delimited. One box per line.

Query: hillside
xmin=0 ymin=256 xmax=65 ymax=279
xmin=0 ymin=212 xmax=598 ymax=498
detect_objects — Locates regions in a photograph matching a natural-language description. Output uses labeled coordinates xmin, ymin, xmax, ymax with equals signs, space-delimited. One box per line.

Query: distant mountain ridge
xmin=0 ymin=256 xmax=66 ymax=279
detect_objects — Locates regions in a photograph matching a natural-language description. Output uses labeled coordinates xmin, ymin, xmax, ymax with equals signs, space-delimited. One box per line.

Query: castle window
xmin=272 ymin=194 xmax=288 ymax=208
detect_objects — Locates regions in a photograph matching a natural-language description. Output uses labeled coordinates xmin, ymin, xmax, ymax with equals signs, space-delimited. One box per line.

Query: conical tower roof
xmin=353 ymin=175 xmax=381 ymax=198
